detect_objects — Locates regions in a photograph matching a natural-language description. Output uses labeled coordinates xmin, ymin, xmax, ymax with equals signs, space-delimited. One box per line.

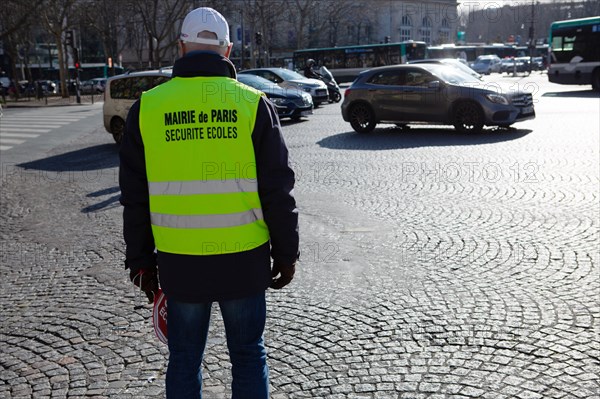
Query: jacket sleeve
xmin=252 ymin=97 xmax=300 ymax=265
xmin=118 ymin=100 xmax=157 ymax=272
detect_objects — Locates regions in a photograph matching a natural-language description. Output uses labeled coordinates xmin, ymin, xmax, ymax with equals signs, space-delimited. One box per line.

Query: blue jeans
xmin=165 ymin=292 xmax=269 ymax=399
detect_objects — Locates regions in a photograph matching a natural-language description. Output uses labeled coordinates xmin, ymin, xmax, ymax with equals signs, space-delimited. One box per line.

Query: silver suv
xmin=341 ymin=64 xmax=535 ymax=134
xmin=471 ymin=55 xmax=502 ymax=75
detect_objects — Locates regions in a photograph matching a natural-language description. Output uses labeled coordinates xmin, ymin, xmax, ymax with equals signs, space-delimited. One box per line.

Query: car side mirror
xmin=428 ymin=80 xmax=441 ymax=90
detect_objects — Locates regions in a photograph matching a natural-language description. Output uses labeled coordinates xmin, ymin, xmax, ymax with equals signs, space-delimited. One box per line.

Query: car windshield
xmin=477 ymin=59 xmax=491 ymax=64
xmin=238 ymin=75 xmax=278 ymax=90
xmin=434 ymin=67 xmax=481 ymax=85
xmin=275 ymin=69 xmax=306 ymax=81
xmin=441 ymin=60 xmax=480 ymax=77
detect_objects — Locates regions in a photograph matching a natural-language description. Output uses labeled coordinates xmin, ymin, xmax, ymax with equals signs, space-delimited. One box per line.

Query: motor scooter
xmin=318 ymin=66 xmax=342 ymax=103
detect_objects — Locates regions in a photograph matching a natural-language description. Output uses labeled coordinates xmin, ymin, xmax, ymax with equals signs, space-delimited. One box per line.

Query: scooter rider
xmin=303 ymin=59 xmax=321 ymax=79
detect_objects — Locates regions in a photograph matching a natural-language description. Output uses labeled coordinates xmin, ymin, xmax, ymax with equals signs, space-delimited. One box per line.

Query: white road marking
xmin=1 ymin=124 xmax=64 ymax=129
xmin=0 ymin=138 xmax=26 ymax=145
xmin=0 ymin=133 xmax=40 ymax=138
xmin=0 ymin=106 xmax=101 ymax=151
xmin=1 ymin=127 xmax=52 ymax=133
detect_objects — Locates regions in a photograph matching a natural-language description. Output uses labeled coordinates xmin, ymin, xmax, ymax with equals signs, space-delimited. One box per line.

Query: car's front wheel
xmin=349 ymin=103 xmax=376 ymax=133
xmin=110 ymin=117 xmax=125 ymax=144
xmin=453 ymin=101 xmax=484 ymax=134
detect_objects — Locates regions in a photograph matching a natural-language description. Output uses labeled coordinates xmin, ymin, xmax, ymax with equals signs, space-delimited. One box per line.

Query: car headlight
xmin=485 ymin=93 xmax=509 ymax=105
xmin=270 ymin=98 xmax=288 ymax=106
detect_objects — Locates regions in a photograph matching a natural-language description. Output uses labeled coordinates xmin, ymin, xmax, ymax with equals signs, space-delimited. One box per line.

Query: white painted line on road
xmin=0 ymin=138 xmax=25 ymax=145
xmin=2 ymin=118 xmax=79 ymax=122
xmin=0 ymin=145 xmax=13 ymax=151
xmin=0 ymin=127 xmax=52 ymax=133
xmin=0 ymin=133 xmax=40 ymax=138
xmin=3 ymin=115 xmax=83 ymax=119
xmin=0 ymin=124 xmax=64 ymax=129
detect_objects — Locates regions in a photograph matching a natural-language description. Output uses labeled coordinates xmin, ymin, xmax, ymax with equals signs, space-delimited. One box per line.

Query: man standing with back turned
xmin=119 ymin=7 xmax=299 ymax=399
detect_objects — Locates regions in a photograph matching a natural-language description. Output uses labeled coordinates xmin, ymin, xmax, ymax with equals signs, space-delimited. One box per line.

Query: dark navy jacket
xmin=119 ymin=51 xmax=299 ymax=302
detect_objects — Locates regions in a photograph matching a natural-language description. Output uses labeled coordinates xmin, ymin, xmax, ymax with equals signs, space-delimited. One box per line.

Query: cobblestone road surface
xmin=1 ymin=75 xmax=598 ymax=398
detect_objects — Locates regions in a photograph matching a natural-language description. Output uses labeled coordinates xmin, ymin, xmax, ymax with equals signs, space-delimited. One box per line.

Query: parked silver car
xmin=239 ymin=68 xmax=329 ymax=105
xmin=471 ymin=55 xmax=502 ymax=75
xmin=341 ymin=64 xmax=535 ymax=134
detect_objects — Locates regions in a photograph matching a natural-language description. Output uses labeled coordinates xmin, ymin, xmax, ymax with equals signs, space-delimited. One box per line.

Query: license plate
xmin=521 ymin=105 xmax=534 ymax=114
xmin=301 ymin=110 xmax=313 ymax=116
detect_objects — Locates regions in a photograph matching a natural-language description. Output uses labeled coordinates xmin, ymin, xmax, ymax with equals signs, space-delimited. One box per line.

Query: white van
xmin=103 ymin=69 xmax=172 ymax=143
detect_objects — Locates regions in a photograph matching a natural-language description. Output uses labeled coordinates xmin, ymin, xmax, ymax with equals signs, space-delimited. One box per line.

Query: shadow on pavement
xmin=18 ymin=143 xmax=119 ymax=171
xmin=542 ymin=90 xmax=600 ymax=98
xmin=318 ymin=126 xmax=533 ymax=150
xmin=87 ymin=186 xmax=120 ymax=198
xmin=82 ymin=194 xmax=121 ymax=213
xmin=82 ymin=186 xmax=121 ymax=213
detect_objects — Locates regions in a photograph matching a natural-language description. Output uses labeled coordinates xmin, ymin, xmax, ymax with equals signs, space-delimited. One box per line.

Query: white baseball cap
xmin=180 ymin=7 xmax=230 ymax=47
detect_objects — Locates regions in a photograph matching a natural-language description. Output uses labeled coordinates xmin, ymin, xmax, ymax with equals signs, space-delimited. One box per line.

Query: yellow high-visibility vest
xmin=139 ymin=76 xmax=270 ymax=255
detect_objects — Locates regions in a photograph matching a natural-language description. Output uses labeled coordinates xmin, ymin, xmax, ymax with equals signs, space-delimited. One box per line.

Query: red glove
xmin=271 ymin=261 xmax=295 ymax=289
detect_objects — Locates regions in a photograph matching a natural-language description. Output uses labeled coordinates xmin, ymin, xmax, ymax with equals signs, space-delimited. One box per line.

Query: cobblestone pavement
xmin=1 ymin=74 xmax=599 ymax=398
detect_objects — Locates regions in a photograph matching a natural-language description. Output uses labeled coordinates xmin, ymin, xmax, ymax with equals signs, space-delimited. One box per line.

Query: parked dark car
xmin=239 ymin=68 xmax=329 ymax=105
xmin=341 ymin=64 xmax=535 ymax=134
xmin=237 ymin=74 xmax=313 ymax=120
xmin=502 ymin=57 xmax=533 ymax=74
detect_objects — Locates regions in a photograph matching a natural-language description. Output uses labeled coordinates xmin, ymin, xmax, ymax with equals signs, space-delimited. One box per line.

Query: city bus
xmin=548 ymin=16 xmax=600 ymax=90
xmin=427 ymin=43 xmax=549 ymax=64
xmin=293 ymin=41 xmax=427 ymax=83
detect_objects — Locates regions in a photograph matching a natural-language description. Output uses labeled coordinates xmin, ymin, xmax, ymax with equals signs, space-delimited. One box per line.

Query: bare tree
xmin=0 ymin=1 xmax=45 ymax=39
xmin=0 ymin=0 xmax=46 ymax=98
xmin=41 ymin=0 xmax=76 ymax=97
xmin=73 ymin=0 xmax=132 ymax=75
xmin=127 ymin=0 xmax=189 ymax=69
xmin=464 ymin=0 xmax=600 ymax=45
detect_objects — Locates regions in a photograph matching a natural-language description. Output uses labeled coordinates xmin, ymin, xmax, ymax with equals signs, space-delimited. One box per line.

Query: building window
xmin=400 ymin=15 xmax=412 ymax=41
xmin=420 ymin=17 xmax=432 ymax=44
xmin=439 ymin=18 xmax=450 ymax=44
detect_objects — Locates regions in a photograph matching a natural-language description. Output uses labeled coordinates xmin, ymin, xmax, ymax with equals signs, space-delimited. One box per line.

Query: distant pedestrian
xmin=118 ymin=7 xmax=299 ymax=399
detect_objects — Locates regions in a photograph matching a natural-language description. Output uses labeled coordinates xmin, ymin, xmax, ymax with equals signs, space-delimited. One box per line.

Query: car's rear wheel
xmin=453 ymin=101 xmax=484 ymax=134
xmin=110 ymin=117 xmax=125 ymax=144
xmin=349 ymin=103 xmax=376 ymax=133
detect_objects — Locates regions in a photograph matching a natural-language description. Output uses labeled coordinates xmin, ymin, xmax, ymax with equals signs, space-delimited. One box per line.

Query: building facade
xmin=374 ymin=0 xmax=459 ymax=45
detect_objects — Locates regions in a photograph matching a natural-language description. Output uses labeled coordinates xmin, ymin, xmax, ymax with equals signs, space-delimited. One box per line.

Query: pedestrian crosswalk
xmin=0 ymin=107 xmax=100 ymax=151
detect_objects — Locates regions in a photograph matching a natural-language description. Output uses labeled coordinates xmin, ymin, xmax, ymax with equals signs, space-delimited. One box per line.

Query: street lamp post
xmin=240 ymin=9 xmax=245 ymax=69
xmin=529 ymin=0 xmax=535 ymax=73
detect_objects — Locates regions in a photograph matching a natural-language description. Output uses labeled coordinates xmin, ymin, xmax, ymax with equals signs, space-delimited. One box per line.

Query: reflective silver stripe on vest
xmin=151 ymin=208 xmax=264 ymax=229
xmin=148 ymin=179 xmax=258 ymax=196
